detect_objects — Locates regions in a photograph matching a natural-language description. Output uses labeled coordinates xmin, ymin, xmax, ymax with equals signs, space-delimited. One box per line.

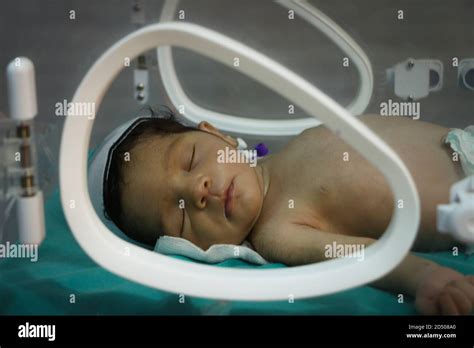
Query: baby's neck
xmin=256 ymin=159 xmax=271 ymax=199
xmin=246 ymin=158 xmax=274 ymax=245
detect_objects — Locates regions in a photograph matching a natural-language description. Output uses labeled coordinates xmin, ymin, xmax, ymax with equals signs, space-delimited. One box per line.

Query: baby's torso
xmin=251 ymin=114 xmax=464 ymax=243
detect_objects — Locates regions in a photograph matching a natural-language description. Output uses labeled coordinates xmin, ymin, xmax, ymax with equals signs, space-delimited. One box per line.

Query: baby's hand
xmin=415 ymin=266 xmax=474 ymax=315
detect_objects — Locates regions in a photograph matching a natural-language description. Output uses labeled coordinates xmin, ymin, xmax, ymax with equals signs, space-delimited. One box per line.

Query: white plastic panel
xmin=60 ymin=22 xmax=419 ymax=301
xmin=390 ymin=58 xmax=444 ymax=100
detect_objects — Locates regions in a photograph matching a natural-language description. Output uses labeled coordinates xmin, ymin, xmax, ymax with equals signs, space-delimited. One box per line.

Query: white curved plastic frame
xmin=157 ymin=0 xmax=374 ymax=136
xmin=60 ymin=22 xmax=419 ymax=301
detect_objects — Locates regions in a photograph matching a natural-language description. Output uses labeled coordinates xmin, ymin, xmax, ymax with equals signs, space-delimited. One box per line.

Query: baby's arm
xmin=255 ymin=223 xmax=474 ymax=315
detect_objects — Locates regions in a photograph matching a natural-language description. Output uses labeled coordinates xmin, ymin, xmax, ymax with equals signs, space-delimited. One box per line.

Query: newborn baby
xmin=103 ymin=108 xmax=473 ymax=315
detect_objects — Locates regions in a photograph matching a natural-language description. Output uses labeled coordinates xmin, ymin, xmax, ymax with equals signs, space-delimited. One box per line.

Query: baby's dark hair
xmin=103 ymin=105 xmax=196 ymax=246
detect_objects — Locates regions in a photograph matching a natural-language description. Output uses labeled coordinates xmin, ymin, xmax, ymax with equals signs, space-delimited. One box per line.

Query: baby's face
xmin=121 ymin=123 xmax=265 ymax=249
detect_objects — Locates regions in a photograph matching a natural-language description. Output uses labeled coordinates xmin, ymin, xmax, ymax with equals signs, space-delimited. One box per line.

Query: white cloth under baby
xmin=154 ymin=236 xmax=269 ymax=265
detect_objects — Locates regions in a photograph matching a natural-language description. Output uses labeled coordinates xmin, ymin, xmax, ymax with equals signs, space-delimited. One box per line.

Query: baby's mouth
xmin=224 ymin=179 xmax=234 ymax=219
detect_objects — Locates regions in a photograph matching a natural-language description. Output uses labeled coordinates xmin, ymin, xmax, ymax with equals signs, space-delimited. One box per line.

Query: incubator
xmin=1 ymin=0 xmax=473 ymax=306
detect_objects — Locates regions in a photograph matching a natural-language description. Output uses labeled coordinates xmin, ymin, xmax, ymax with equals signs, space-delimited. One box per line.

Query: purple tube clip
xmin=254 ymin=143 xmax=269 ymax=157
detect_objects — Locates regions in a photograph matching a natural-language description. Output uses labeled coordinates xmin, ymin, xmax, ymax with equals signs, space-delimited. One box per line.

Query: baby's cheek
xmin=193 ymin=214 xmax=224 ymax=245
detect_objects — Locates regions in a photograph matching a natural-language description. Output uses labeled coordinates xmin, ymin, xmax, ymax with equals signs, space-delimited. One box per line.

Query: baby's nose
xmin=193 ymin=176 xmax=211 ymax=209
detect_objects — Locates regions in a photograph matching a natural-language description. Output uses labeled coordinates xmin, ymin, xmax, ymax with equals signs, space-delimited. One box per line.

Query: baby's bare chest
xmin=267 ymin=132 xmax=392 ymax=235
xmin=264 ymin=120 xmax=457 ymax=237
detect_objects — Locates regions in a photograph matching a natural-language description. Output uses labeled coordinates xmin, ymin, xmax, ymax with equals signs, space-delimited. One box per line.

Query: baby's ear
xmin=198 ymin=121 xmax=237 ymax=147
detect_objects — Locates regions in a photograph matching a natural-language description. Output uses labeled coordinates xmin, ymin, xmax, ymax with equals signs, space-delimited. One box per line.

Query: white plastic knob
xmin=7 ymin=57 xmax=38 ymax=121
